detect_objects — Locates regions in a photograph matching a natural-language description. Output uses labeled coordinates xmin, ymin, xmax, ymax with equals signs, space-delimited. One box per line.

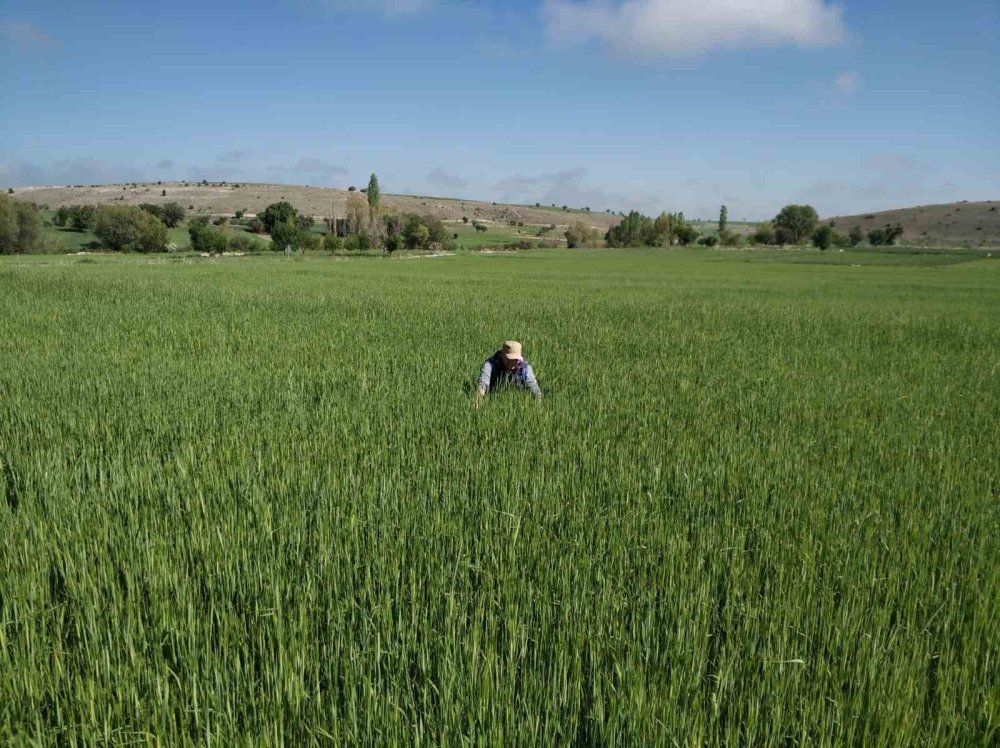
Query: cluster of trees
xmin=0 ymin=194 xmax=43 ymax=254
xmin=53 ymin=204 xmax=97 ymax=230
xmin=137 ymin=202 xmax=185 ymax=227
xmin=605 ymin=211 xmax=699 ymax=247
xmin=92 ymin=205 xmax=168 ymax=252
xmin=745 ymin=205 xmax=904 ymax=249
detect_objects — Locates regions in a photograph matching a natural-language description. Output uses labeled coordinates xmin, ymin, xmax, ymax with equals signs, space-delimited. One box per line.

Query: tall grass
xmin=1 ymin=249 xmax=997 ymax=745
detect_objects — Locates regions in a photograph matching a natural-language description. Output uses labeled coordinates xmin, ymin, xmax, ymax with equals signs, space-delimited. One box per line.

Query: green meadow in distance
xmin=1 ymin=248 xmax=997 ymax=745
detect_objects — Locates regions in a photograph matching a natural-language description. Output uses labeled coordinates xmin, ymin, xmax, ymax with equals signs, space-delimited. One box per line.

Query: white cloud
xmin=0 ymin=19 xmax=61 ymax=52
xmin=833 ymin=71 xmax=859 ymax=94
xmin=541 ymin=0 xmax=847 ymax=57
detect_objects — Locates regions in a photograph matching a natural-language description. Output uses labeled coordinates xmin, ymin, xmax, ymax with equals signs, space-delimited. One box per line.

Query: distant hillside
xmin=7 ymin=182 xmax=621 ymax=231
xmin=825 ymin=201 xmax=1000 ymax=248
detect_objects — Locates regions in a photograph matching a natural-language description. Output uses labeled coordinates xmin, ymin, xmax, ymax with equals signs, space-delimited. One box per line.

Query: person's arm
xmin=474 ymin=358 xmax=493 ymax=407
xmin=523 ymin=363 xmax=542 ymax=399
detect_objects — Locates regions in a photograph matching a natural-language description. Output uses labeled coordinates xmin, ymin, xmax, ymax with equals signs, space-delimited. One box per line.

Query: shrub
xmin=384 ymin=234 xmax=403 ymax=253
xmin=347 ymin=186 xmax=356 ymax=192
xmin=0 ymin=196 xmax=45 ymax=254
xmin=718 ymin=229 xmax=740 ymax=247
xmin=473 ymin=223 xmax=487 ymax=233
xmin=70 ymin=205 xmax=97 ymax=231
xmin=6 ymin=188 xmax=12 ymax=194
xmin=296 ymin=214 xmax=314 ymax=231
xmin=565 ymin=220 xmax=600 ymax=248
xmin=749 ymin=223 xmax=775 ymax=245
xmin=94 ymin=205 xmax=168 ymax=252
xmin=323 ymin=234 xmax=343 ymax=251
xmin=246 ymin=217 xmax=265 ymax=234
xmin=213 ymin=216 xmax=228 ymax=226
xmin=698 ymin=235 xmax=718 ymax=247
xmin=812 ymin=225 xmax=836 ymax=250
xmin=188 ymin=218 xmax=227 ymax=254
xmin=344 ymin=233 xmax=372 ymax=251
xmin=462 ymin=216 xmax=469 ymax=223
xmin=848 ymin=225 xmax=864 ymax=247
xmin=234 ymin=210 xmax=244 ymax=219
xmin=227 ymin=233 xmax=265 ymax=253
xmin=867 ymin=223 xmax=904 ymax=247
xmin=161 ymin=202 xmax=185 ymax=228
xmin=139 ymin=203 xmax=164 ymax=220
xmin=260 ymin=202 xmax=297 ymax=233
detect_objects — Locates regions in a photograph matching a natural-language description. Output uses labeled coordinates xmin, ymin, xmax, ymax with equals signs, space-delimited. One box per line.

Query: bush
xmin=698 ymin=235 xmax=718 ymax=247
xmin=139 ymin=203 xmax=163 ymax=220
xmin=867 ymin=223 xmax=904 ymax=247
xmin=70 ymin=204 xmax=97 ymax=231
xmin=260 ymin=202 xmax=297 ymax=233
xmin=94 ymin=205 xmax=168 ymax=252
xmin=848 ymin=225 xmax=864 ymax=247
xmin=212 ymin=216 xmax=228 ymax=226
xmin=323 ymin=234 xmax=343 ymax=252
xmin=54 ymin=206 xmax=71 ymax=227
xmin=161 ymin=202 xmax=185 ymax=228
xmin=344 ymin=233 xmax=372 ymax=251
xmin=812 ymin=224 xmax=837 ymax=250
xmin=0 ymin=195 xmax=45 ymax=254
xmin=227 ymin=233 xmax=266 ymax=253
xmin=234 ymin=210 xmax=244 ymax=219
xmin=246 ymin=217 xmax=265 ymax=234
xmin=565 ymin=220 xmax=600 ymax=248
xmin=462 ymin=216 xmax=468 ymax=223
xmin=188 ymin=218 xmax=227 ymax=254
xmin=296 ymin=214 xmax=314 ymax=231
xmin=384 ymin=234 xmax=403 ymax=253
xmin=718 ymin=229 xmax=740 ymax=247
xmin=473 ymin=223 xmax=488 ymax=233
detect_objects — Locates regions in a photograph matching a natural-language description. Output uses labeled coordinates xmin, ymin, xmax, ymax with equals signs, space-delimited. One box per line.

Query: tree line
xmin=1 ymin=178 xmax=908 ymax=255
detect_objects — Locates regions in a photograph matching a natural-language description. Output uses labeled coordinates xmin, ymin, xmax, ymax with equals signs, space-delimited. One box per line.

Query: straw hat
xmin=501 ymin=340 xmax=523 ymax=361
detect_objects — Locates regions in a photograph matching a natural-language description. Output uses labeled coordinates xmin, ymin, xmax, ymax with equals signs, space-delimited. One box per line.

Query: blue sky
xmin=1 ymin=0 xmax=997 ymax=219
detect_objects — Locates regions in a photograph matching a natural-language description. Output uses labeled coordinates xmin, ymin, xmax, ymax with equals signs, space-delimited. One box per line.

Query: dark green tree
xmin=367 ymin=173 xmax=380 ymax=226
xmin=260 ymin=201 xmax=297 ymax=233
xmin=719 ymin=205 xmax=728 ymax=233
xmin=848 ymin=225 xmax=864 ymax=247
xmin=94 ymin=205 xmax=167 ymax=252
xmin=773 ymin=204 xmax=819 ymax=244
xmin=161 ymin=202 xmax=185 ymax=228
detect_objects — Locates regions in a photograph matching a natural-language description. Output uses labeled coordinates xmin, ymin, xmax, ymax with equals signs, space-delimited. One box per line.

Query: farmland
xmin=1 ymin=248 xmax=997 ymax=745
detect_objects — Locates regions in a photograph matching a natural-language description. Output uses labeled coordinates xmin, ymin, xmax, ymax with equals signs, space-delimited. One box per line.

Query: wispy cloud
xmin=0 ymin=19 xmax=62 ymax=52
xmin=426 ymin=167 xmax=468 ymax=191
xmin=0 ymin=159 xmax=145 ymax=187
xmin=541 ymin=0 xmax=847 ymax=57
xmin=156 ymin=159 xmax=175 ymax=170
xmin=491 ymin=167 xmax=662 ymax=214
xmin=320 ymin=0 xmax=434 ymax=18
xmin=217 ymin=150 xmax=251 ymax=164
xmin=833 ymin=71 xmax=859 ymax=94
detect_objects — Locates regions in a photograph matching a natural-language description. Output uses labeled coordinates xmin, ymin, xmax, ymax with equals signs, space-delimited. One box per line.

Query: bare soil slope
xmin=826 ymin=201 xmax=1000 ymax=247
xmin=10 ymin=182 xmax=620 ymax=231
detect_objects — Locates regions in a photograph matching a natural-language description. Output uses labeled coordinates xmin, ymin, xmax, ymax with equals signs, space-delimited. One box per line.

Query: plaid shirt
xmin=477 ymin=352 xmax=542 ymax=397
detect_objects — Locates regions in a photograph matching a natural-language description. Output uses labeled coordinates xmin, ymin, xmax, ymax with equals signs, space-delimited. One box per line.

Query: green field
xmin=1 ymin=249 xmax=997 ymax=744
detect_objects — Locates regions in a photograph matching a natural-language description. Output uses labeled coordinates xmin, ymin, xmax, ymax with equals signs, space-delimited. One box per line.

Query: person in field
xmin=474 ymin=340 xmax=542 ymax=407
